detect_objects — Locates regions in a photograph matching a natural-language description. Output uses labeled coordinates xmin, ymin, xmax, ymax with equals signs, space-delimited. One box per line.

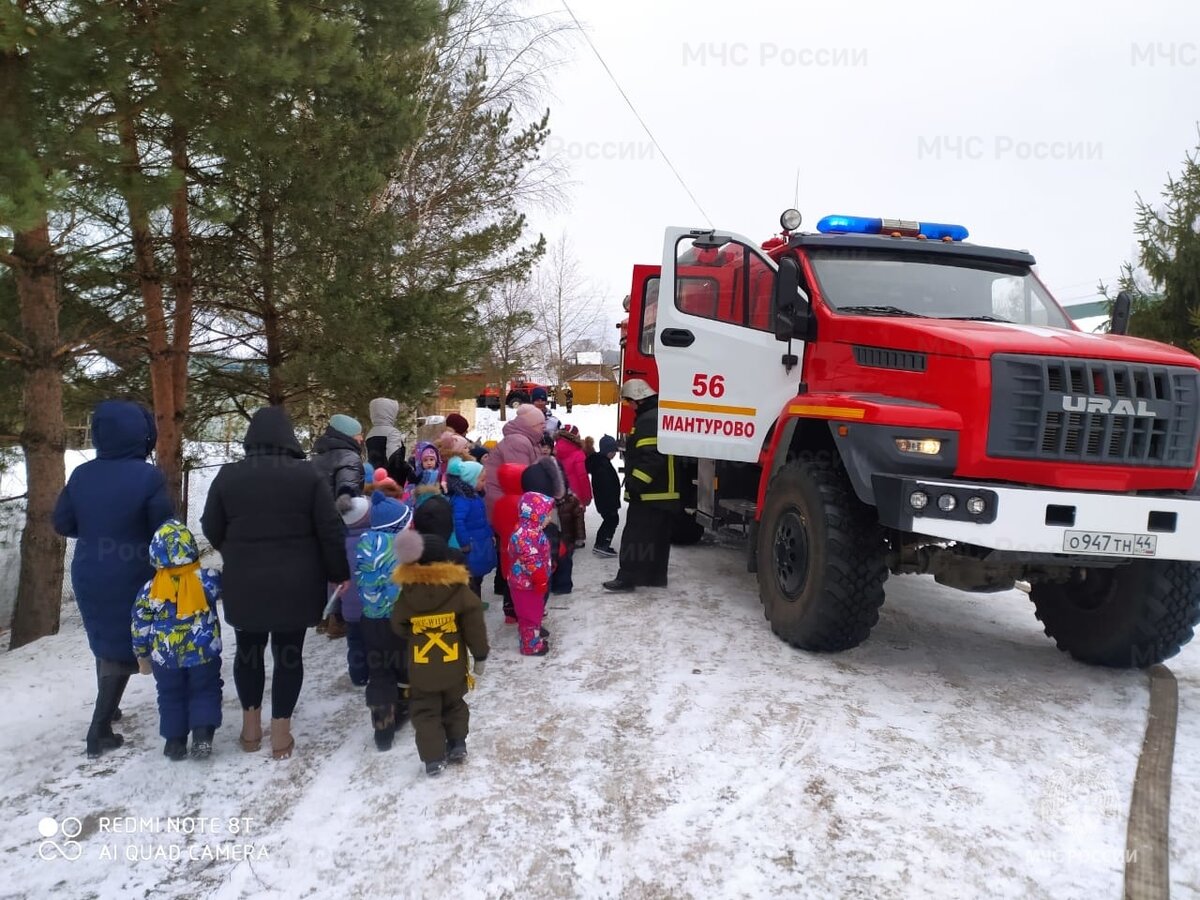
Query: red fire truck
xmin=503 ymin=373 xmax=551 ymax=408
xmin=618 ymin=210 xmax=1200 ymax=668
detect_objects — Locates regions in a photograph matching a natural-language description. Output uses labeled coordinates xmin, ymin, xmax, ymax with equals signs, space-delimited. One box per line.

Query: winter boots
xmin=85 ymin=671 xmax=129 ymax=759
xmin=324 ymin=615 xmax=347 ymax=639
xmin=270 ymin=718 xmax=294 ymax=760
xmin=164 ymin=738 xmax=188 ymax=761
xmin=425 ymin=758 xmax=447 ymax=777
xmin=592 ymin=545 xmax=617 ymax=558
xmin=447 ymin=738 xmax=468 ymax=763
xmin=519 ymin=626 xmax=550 ymax=657
xmin=191 ymin=726 xmax=215 ymax=759
xmin=239 ymin=708 xmax=263 ymax=752
xmin=371 ymin=704 xmax=396 ymax=752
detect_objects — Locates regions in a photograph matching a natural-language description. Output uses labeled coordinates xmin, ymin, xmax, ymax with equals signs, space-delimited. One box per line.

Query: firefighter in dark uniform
xmin=603 ymin=379 xmax=679 ymax=592
xmin=564 ymin=386 xmax=574 ymax=413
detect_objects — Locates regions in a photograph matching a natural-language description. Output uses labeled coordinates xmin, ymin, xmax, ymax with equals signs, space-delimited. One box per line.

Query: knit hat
xmin=394 ymin=528 xmax=451 ymax=565
xmin=445 ymin=412 xmax=470 ymax=437
xmin=531 ymin=387 xmax=548 ymax=402
xmin=459 ymin=460 xmax=484 ymax=485
xmin=521 ymin=456 xmax=565 ymax=499
xmin=469 ymin=445 xmax=489 ymax=462
xmin=330 ymin=414 xmax=362 ymax=438
xmin=394 ymin=528 xmax=426 ymax=565
xmin=370 ymin=491 xmax=412 ymax=531
xmin=446 ymin=456 xmax=465 ymax=478
xmin=341 ymin=496 xmax=371 ymax=526
xmin=599 ymin=434 xmax=618 ymax=455
xmin=557 ymin=423 xmax=581 ymax=445
xmin=441 ymin=432 xmax=470 ymax=459
xmin=413 ymin=494 xmax=454 ymax=543
xmin=371 ymin=466 xmax=401 ymax=495
xmin=515 ymin=403 xmax=544 ymax=432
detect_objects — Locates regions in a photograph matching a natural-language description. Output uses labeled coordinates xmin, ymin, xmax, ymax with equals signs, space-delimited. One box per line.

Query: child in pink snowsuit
xmin=507 ymin=491 xmax=555 ymax=656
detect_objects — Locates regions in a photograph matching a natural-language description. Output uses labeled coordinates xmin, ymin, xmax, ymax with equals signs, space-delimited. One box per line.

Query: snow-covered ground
xmin=1 ymin=405 xmax=1197 ymax=898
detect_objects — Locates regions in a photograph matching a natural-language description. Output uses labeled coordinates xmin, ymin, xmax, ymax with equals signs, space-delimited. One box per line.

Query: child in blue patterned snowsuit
xmin=355 ymin=492 xmax=414 ymax=751
xmin=132 ymin=520 xmax=223 ymax=760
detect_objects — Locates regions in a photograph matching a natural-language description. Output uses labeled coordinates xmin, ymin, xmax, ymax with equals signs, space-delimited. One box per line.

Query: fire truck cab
xmin=621 ymin=210 xmax=1200 ymax=668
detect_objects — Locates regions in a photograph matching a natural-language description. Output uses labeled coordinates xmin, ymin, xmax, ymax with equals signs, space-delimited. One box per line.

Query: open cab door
xmin=654 ymin=227 xmax=807 ymax=462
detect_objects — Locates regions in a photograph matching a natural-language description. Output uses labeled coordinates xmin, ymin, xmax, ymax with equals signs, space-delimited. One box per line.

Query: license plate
xmin=1062 ymin=530 xmax=1157 ymax=557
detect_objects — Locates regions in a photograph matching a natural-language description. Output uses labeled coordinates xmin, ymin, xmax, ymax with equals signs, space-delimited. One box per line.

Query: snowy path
xmin=1 ymin=512 xmax=1197 ymax=899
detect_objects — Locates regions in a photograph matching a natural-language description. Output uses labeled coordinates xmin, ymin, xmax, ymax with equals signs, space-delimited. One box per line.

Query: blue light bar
xmin=816 ymin=214 xmax=969 ymax=242
xmin=919 ymin=221 xmax=969 ymax=241
xmin=817 ymin=215 xmax=882 ymax=235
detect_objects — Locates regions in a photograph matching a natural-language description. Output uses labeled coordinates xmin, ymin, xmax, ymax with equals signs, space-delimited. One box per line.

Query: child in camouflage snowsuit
xmin=390 ymin=530 xmax=489 ymax=776
xmin=132 ymin=520 xmax=223 ymax=761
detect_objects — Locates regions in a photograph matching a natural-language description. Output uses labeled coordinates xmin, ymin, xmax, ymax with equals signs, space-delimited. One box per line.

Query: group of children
xmin=128 ymin=403 xmax=622 ymax=776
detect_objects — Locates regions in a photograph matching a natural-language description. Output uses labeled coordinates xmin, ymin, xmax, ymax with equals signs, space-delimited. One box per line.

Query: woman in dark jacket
xmin=201 ymin=406 xmax=350 ymax=759
xmin=53 ymin=400 xmax=174 ymax=758
xmin=311 ymin=414 xmax=366 ymax=512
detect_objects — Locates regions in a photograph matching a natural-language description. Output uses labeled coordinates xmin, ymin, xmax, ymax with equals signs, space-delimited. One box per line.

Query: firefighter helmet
xmin=620 ymin=378 xmax=656 ymax=402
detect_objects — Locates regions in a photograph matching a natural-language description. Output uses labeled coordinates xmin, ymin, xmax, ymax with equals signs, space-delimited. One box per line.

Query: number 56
xmin=692 ymin=373 xmax=726 ymax=398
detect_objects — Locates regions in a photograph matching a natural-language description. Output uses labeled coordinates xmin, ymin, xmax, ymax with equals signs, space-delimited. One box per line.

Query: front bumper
xmin=873 ymin=474 xmax=1200 ymax=562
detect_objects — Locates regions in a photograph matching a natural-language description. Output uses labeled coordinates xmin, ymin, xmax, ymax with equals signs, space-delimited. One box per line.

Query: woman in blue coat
xmin=53 ymin=400 xmax=174 ymax=758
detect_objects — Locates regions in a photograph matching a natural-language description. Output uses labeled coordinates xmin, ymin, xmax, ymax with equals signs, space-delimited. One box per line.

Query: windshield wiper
xmin=939 ymin=315 xmax=1012 ymax=322
xmin=837 ymin=305 xmax=927 ymax=318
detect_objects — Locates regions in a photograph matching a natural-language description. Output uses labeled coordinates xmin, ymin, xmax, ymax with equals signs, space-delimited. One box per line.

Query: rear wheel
xmin=1030 ymin=560 xmax=1200 ymax=667
xmin=756 ymin=454 xmax=888 ymax=651
xmin=670 ymin=509 xmax=705 ymax=545
xmin=475 ymin=395 xmax=487 ymax=408
xmin=505 ymin=392 xmax=529 ymax=409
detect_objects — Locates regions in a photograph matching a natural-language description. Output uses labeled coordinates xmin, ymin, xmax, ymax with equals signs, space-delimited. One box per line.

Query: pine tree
xmin=0 ymin=1 xmax=101 ymax=647
xmin=1102 ymin=135 xmax=1200 ymax=354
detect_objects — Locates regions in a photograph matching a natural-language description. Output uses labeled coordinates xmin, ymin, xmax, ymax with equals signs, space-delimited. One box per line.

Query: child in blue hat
xmin=354 ymin=493 xmax=414 ymax=751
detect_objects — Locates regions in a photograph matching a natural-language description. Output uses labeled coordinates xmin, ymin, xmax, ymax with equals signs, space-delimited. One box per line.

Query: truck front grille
xmin=988 ymin=354 xmax=1200 ymax=467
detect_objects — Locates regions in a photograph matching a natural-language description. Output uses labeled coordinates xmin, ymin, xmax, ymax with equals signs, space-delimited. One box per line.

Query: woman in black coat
xmin=201 ymin=406 xmax=350 ymax=759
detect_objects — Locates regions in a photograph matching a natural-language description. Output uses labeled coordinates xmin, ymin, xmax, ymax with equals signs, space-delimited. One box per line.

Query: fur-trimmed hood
xmin=394 ymin=561 xmax=470 ymax=587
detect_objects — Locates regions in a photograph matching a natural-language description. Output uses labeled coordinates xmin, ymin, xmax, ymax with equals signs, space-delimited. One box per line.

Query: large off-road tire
xmin=475 ymin=395 xmax=487 ymax=408
xmin=756 ymin=454 xmax=888 ymax=651
xmin=671 ymin=509 xmax=706 ymax=545
xmin=505 ymin=392 xmax=529 ymax=409
xmin=1030 ymin=560 xmax=1200 ymax=668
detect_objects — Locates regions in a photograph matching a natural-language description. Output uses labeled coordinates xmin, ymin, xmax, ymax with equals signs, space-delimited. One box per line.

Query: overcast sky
xmin=528 ymin=0 xmax=1199 ymax=343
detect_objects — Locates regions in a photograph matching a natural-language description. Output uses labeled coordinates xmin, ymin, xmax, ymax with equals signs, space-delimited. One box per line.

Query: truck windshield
xmin=808 ymin=250 xmax=1074 ymax=328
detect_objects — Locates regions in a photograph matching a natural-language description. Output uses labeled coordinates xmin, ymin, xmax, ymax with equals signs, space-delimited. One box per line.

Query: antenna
xmin=793 ymin=168 xmax=800 ymax=211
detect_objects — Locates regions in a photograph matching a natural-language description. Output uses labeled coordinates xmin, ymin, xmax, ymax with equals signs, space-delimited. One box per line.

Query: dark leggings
xmin=234 ymin=629 xmax=307 ymax=719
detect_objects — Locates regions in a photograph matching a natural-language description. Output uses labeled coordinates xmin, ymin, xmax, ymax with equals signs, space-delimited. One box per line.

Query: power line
xmin=559 ymin=1 xmax=713 ymax=228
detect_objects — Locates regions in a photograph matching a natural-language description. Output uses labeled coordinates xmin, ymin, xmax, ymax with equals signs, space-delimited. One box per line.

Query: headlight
xmin=909 ymin=490 xmax=929 ymax=510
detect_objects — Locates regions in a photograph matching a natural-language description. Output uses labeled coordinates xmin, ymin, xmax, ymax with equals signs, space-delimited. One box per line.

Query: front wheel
xmin=1029 ymin=560 xmax=1200 ymax=667
xmin=505 ymin=392 xmax=529 ymax=409
xmin=756 ymin=454 xmax=888 ymax=652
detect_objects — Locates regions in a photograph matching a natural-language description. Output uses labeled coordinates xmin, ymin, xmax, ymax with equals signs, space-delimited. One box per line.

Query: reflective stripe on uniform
xmin=641 ymin=491 xmax=680 ymax=501
xmin=631 ymin=469 xmax=652 ymax=483
xmin=635 ymin=437 xmax=658 ymax=448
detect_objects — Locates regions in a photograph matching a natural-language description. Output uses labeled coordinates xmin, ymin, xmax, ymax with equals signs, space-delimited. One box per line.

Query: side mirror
xmin=774 ymin=256 xmax=807 ymax=342
xmin=1110 ymin=290 xmax=1132 ymax=336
